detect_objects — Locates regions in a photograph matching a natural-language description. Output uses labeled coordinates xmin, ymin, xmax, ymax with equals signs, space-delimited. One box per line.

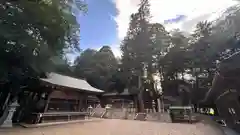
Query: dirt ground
xmin=0 ymin=119 xmax=225 ymax=135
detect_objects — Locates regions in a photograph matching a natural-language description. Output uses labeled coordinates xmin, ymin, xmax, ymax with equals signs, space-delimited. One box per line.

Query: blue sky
xmin=76 ymin=0 xmax=118 ymax=51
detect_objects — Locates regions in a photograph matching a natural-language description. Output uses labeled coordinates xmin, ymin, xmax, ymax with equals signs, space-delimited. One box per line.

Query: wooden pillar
xmin=81 ymin=93 xmax=88 ymax=110
xmin=133 ymin=95 xmax=138 ymax=112
xmin=78 ymin=93 xmax=83 ymax=111
xmin=122 ymin=99 xmax=124 ymax=108
xmin=43 ymin=92 xmax=52 ymax=113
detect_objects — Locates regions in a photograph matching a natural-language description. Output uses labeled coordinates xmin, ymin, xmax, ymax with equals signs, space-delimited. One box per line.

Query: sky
xmin=72 ymin=0 xmax=238 ymax=61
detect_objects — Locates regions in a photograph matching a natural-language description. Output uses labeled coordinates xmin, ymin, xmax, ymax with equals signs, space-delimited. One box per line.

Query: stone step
xmin=19 ymin=118 xmax=102 ymax=128
xmin=92 ymin=108 xmax=106 ymax=118
xmin=146 ymin=113 xmax=171 ymax=122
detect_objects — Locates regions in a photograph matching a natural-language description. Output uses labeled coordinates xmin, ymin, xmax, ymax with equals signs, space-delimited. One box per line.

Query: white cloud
xmin=114 ymin=0 xmax=237 ymax=39
xmin=111 ymin=0 xmax=237 ymax=56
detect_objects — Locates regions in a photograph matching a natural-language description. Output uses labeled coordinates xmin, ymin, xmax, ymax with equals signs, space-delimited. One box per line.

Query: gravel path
xmin=0 ymin=119 xmax=225 ymax=135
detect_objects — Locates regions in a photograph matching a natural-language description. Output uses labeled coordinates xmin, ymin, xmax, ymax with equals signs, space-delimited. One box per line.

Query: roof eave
xmin=40 ymin=79 xmax=104 ymax=94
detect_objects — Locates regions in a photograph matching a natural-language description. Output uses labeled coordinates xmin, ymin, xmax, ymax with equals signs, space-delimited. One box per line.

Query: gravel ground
xmin=0 ymin=119 xmax=225 ymax=135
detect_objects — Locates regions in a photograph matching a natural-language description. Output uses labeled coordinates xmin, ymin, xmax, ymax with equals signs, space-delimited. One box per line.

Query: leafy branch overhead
xmin=0 ymin=0 xmax=85 ymax=97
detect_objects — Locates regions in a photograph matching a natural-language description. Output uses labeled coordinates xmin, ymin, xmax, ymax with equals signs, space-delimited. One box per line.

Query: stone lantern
xmin=152 ymin=72 xmax=164 ymax=113
xmin=1 ymin=100 xmax=19 ymax=128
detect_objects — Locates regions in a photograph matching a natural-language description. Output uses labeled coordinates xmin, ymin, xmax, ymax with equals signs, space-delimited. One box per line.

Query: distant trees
xmin=159 ymin=5 xmax=240 ymax=104
xmin=74 ymin=46 xmax=118 ymax=91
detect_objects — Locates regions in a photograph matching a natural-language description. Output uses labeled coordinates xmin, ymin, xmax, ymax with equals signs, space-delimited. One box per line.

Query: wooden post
xmin=44 ymin=92 xmax=52 ymax=113
xmin=122 ymin=99 xmax=124 ymax=109
xmin=81 ymin=93 xmax=88 ymax=111
xmin=78 ymin=94 xmax=83 ymax=112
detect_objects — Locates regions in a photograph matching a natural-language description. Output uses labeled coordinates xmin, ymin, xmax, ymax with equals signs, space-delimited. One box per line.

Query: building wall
xmin=50 ymin=90 xmax=80 ymax=100
xmin=47 ymin=89 xmax=88 ymax=112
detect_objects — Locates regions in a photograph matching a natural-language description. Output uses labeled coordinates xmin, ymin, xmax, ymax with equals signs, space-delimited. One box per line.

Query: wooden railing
xmin=28 ymin=111 xmax=89 ymax=124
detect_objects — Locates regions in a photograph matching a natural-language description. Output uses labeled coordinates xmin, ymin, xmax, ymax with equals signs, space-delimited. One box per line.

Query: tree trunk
xmin=157 ymin=98 xmax=161 ymax=113
xmin=133 ymin=96 xmax=138 ymax=112
xmin=154 ymin=99 xmax=158 ymax=112
xmin=138 ymin=76 xmax=144 ymax=112
xmin=138 ymin=91 xmax=144 ymax=112
xmin=161 ymin=96 xmax=165 ymax=112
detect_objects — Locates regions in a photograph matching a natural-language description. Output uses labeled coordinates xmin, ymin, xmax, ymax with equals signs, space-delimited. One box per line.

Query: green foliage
xmin=159 ymin=5 xmax=240 ymax=103
xmin=74 ymin=46 xmax=118 ymax=91
xmin=160 ymin=30 xmax=190 ymax=80
xmin=0 ymin=0 xmax=85 ymax=104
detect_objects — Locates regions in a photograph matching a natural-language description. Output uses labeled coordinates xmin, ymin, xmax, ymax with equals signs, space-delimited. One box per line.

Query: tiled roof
xmin=40 ymin=72 xmax=104 ymax=93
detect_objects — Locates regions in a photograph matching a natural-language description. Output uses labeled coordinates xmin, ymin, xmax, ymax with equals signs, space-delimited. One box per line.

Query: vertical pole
xmin=78 ymin=94 xmax=83 ymax=112
xmin=157 ymin=98 xmax=161 ymax=113
xmin=161 ymin=96 xmax=164 ymax=113
xmin=44 ymin=92 xmax=52 ymax=113
xmin=134 ymin=96 xmax=138 ymax=113
xmin=138 ymin=75 xmax=144 ymax=112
